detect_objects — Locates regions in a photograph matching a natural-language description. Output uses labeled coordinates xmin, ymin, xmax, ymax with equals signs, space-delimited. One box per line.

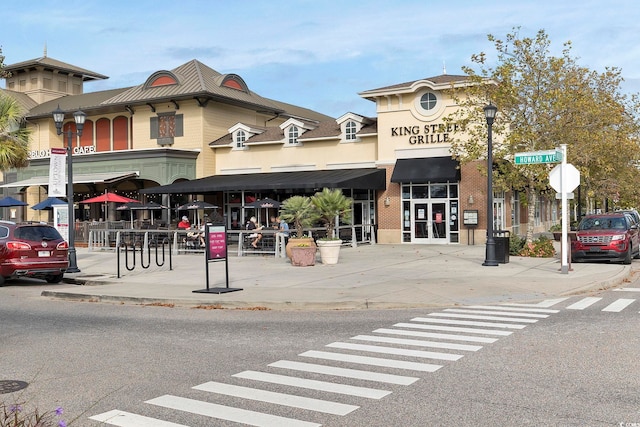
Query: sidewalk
xmin=41 ymin=243 xmax=631 ymax=310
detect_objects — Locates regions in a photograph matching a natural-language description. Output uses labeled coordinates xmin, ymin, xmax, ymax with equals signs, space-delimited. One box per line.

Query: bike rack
xmin=117 ymin=232 xmax=172 ymax=278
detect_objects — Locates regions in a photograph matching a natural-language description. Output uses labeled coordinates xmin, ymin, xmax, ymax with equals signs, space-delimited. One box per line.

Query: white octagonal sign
xmin=549 ymin=163 xmax=580 ymax=192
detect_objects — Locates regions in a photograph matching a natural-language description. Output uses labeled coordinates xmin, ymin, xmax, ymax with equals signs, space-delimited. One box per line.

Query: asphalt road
xmin=1 ymin=278 xmax=639 ymax=426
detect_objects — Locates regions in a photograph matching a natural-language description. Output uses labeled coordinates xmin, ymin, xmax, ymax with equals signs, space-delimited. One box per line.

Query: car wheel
xmin=623 ymin=246 xmax=632 ymax=264
xmin=634 ymin=244 xmax=640 ymax=259
xmin=45 ymin=274 xmax=63 ymax=284
xmin=0 ymin=276 xmax=5 ymax=286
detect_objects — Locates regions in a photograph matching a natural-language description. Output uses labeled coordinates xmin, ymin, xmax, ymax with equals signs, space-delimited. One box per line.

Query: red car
xmin=0 ymin=221 xmax=69 ymax=285
xmin=571 ymin=213 xmax=640 ymax=264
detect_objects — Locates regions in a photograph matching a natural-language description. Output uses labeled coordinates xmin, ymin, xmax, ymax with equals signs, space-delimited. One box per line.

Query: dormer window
xmin=235 ymin=130 xmax=246 ymax=149
xmin=288 ymin=126 xmax=299 ymax=145
xmin=345 ymin=121 xmax=357 ymax=141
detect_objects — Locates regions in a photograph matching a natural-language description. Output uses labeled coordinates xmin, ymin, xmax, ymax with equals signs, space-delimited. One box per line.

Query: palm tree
xmin=311 ymin=188 xmax=352 ymax=239
xmin=0 ymin=94 xmax=30 ymax=171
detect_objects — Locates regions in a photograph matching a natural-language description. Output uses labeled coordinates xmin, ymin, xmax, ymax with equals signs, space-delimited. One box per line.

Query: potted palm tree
xmin=310 ymin=188 xmax=353 ymax=264
xmin=279 ymin=195 xmax=319 ymax=261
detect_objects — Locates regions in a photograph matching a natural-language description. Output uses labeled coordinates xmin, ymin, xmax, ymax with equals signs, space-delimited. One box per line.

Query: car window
xmin=0 ymin=226 xmax=9 ymax=239
xmin=579 ymin=217 xmax=627 ymax=231
xmin=14 ymin=226 xmax=62 ymax=241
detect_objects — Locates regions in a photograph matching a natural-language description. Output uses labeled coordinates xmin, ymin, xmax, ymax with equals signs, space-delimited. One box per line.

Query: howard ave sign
xmin=514 ymin=149 xmax=562 ymax=165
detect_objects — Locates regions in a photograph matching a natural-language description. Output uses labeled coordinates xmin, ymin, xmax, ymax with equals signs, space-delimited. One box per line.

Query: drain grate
xmin=0 ymin=380 xmax=29 ymax=394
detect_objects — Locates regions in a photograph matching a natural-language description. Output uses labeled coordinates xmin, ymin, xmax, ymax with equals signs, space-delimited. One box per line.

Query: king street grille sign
xmin=514 ymin=149 xmax=562 ymax=165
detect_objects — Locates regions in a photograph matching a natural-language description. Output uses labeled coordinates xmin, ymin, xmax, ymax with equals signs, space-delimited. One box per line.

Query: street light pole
xmin=483 ymin=103 xmax=499 ymax=266
xmin=53 ymin=106 xmax=86 ymax=273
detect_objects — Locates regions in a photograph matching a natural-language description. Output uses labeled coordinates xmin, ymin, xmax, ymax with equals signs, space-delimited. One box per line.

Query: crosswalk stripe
xmin=428 ymin=313 xmax=539 ymax=323
xmin=233 ymin=370 xmax=391 ymax=399
xmin=375 ymin=327 xmax=498 ymax=343
xmin=394 ymin=322 xmax=513 ymax=336
xmin=326 ymin=341 xmax=463 ymax=361
xmin=504 ymin=297 xmax=569 ymax=308
xmin=602 ymin=298 xmax=635 ymax=312
xmin=268 ymin=360 xmax=419 ymax=385
xmin=300 ymin=350 xmax=443 ymax=372
xmin=193 ymin=381 xmax=358 ymax=415
xmin=351 ymin=334 xmax=483 ymax=352
xmin=146 ymin=394 xmax=321 ymax=427
xmin=89 ymin=409 xmax=189 ymax=426
xmin=566 ymin=297 xmax=602 ymax=310
xmin=444 ymin=309 xmax=549 ymax=318
xmin=613 ymin=288 xmax=640 ymax=292
xmin=410 ymin=317 xmax=527 ymax=329
xmin=466 ymin=305 xmax=559 ymax=313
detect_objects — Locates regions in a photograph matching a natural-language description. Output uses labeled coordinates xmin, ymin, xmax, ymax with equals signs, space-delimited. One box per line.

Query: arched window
xmin=288 ymin=126 xmax=299 ymax=145
xmin=345 ymin=121 xmax=357 ymax=141
xmin=235 ymin=130 xmax=246 ymax=148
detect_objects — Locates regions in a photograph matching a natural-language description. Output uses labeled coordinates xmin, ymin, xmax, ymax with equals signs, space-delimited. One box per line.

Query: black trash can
xmin=493 ymin=230 xmax=510 ymax=263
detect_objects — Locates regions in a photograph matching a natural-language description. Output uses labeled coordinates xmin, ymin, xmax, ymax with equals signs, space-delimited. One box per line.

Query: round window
xmin=414 ymin=90 xmax=441 ymax=117
xmin=420 ymin=92 xmax=437 ymax=111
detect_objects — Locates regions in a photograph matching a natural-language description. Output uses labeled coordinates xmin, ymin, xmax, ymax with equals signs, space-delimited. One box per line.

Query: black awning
xmin=140 ymin=168 xmax=386 ymax=194
xmin=390 ymin=157 xmax=460 ymax=183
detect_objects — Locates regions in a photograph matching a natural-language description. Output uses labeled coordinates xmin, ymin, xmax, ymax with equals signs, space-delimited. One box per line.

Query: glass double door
xmin=411 ymin=200 xmax=447 ymax=244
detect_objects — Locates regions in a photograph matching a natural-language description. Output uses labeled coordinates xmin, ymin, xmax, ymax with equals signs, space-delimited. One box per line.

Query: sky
xmin=2 ymin=0 xmax=640 ymax=118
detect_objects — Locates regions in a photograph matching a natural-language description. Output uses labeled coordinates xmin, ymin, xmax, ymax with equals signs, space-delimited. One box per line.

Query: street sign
xmin=514 ymin=150 xmax=562 ymax=165
xmin=549 ymin=163 xmax=580 ymax=193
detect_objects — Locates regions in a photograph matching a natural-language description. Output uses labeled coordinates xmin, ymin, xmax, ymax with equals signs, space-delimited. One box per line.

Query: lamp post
xmin=52 ymin=106 xmax=86 ymax=273
xmin=482 ymin=103 xmax=499 ymax=266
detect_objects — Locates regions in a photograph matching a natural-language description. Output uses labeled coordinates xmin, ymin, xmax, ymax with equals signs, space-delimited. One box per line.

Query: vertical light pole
xmin=53 ymin=106 xmax=86 ymax=273
xmin=482 ymin=103 xmax=499 ymax=266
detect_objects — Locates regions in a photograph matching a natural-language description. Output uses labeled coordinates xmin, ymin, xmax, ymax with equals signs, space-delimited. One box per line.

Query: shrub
xmin=0 ymin=402 xmax=66 ymax=427
xmin=509 ymin=234 xmax=526 ymax=255
xmin=518 ymin=236 xmax=556 ymax=257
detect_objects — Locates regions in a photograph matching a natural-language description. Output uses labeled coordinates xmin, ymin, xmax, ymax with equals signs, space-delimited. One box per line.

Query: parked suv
xmin=571 ymin=213 xmax=640 ymax=264
xmin=0 ymin=221 xmax=69 ymax=285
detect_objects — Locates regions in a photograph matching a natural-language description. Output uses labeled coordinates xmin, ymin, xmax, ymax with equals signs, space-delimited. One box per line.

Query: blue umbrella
xmin=30 ymin=197 xmax=67 ymax=210
xmin=0 ymin=196 xmax=28 ymax=207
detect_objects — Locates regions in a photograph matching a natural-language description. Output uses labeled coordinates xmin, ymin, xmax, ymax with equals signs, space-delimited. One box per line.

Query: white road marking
xmin=504 ymin=297 xmax=569 ymax=308
xmin=146 ymin=394 xmax=321 ymax=427
xmin=428 ymin=313 xmax=539 ymax=323
xmin=566 ymin=297 xmax=602 ymax=310
xmin=410 ymin=317 xmax=527 ymax=329
xmin=393 ymin=322 xmax=513 ymax=336
xmin=326 ymin=341 xmax=463 ymax=361
xmin=466 ymin=305 xmax=559 ymax=313
xmin=351 ymin=334 xmax=483 ymax=352
xmin=443 ymin=308 xmax=549 ymax=318
xmin=268 ymin=360 xmax=419 ymax=385
xmin=89 ymin=410 xmax=189 ymax=426
xmin=375 ymin=327 xmax=499 ymax=343
xmin=193 ymin=381 xmax=358 ymax=415
xmin=300 ymin=350 xmax=443 ymax=372
xmin=233 ymin=370 xmax=391 ymax=399
xmin=613 ymin=288 xmax=640 ymax=292
xmin=602 ymin=298 xmax=635 ymax=312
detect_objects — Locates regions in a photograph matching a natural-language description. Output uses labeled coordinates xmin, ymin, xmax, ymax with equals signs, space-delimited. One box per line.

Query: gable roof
xmin=359 ymin=74 xmax=470 ymax=99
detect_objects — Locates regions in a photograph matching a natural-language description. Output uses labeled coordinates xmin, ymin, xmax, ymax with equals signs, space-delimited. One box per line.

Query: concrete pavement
xmin=40 ymin=242 xmax=632 ymax=310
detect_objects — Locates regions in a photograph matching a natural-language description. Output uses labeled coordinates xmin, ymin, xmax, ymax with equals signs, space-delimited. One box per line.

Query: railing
xmin=88 ymin=228 xmax=211 ymax=255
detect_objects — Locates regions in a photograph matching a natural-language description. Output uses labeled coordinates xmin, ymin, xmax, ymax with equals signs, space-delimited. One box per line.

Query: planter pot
xmin=286 ymin=237 xmax=314 ymax=259
xmin=290 ymin=245 xmax=316 ymax=266
xmin=317 ymin=239 xmax=342 ymax=264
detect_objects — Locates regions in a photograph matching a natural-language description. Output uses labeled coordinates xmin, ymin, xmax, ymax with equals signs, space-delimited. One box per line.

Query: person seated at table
xmin=187 ymin=224 xmax=205 ymax=247
xmin=177 ymin=216 xmax=190 ymax=229
xmin=246 ymin=216 xmax=263 ymax=248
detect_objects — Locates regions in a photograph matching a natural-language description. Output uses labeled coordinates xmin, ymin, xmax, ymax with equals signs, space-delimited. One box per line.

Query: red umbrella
xmin=80 ymin=192 xmax=139 ymax=204
xmin=80 ymin=192 xmax=139 ymax=222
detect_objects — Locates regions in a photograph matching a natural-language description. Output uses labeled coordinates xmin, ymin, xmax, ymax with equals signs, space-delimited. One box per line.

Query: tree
xmin=0 ymin=47 xmax=30 ymax=171
xmin=310 ymin=188 xmax=352 ymax=239
xmin=445 ymin=28 xmax=640 ymax=242
xmin=0 ymin=94 xmax=30 ymax=171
